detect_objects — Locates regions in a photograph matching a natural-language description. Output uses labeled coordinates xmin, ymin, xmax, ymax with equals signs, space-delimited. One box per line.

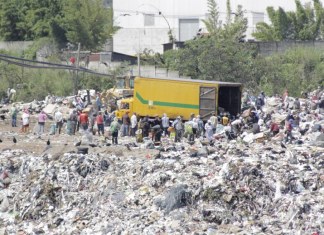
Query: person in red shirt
xmin=79 ymin=111 xmax=89 ymax=131
xmin=0 ymin=169 xmax=11 ymax=188
xmin=270 ymin=121 xmax=280 ymax=136
xmin=96 ymin=111 xmax=104 ymax=136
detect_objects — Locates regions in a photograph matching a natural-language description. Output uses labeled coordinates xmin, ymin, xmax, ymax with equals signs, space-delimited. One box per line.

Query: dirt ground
xmin=0 ymin=118 xmax=159 ymax=158
xmin=0 ymin=119 xmax=76 ymax=154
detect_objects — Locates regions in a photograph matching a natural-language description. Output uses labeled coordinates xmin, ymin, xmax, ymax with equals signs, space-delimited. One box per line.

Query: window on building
xmin=103 ymin=0 xmax=112 ymax=8
xmin=252 ymin=12 xmax=264 ymax=25
xmin=179 ymin=19 xmax=199 ymax=41
xmin=144 ymin=14 xmax=155 ymax=26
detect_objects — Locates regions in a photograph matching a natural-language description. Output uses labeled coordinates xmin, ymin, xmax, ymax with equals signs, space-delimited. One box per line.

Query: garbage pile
xmin=0 ymin=88 xmax=323 ymax=234
xmin=0 ymin=136 xmax=323 ymax=234
xmin=0 ymin=89 xmax=97 ymax=118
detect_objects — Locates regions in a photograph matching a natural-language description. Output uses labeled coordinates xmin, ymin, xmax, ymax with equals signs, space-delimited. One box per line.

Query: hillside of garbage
xmin=0 ymin=89 xmax=323 ymax=235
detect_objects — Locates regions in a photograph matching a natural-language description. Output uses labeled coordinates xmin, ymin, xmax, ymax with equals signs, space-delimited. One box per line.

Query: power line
xmin=0 ymin=54 xmax=114 ymax=77
xmin=0 ymin=53 xmax=73 ymax=68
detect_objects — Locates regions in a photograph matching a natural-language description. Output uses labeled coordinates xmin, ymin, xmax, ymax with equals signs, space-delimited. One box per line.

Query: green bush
xmin=260 ymin=47 xmax=324 ymax=96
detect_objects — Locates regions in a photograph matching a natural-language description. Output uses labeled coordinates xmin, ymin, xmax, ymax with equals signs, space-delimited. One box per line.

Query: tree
xmin=177 ymin=37 xmax=208 ymax=79
xmin=24 ymin=0 xmax=63 ymax=39
xmin=60 ymin=0 xmax=117 ymax=51
xmin=0 ymin=50 xmax=74 ymax=102
xmin=0 ymin=0 xmax=117 ymax=52
xmin=253 ymin=0 xmax=324 ymax=41
xmin=221 ymin=4 xmax=248 ymax=42
xmin=253 ymin=7 xmax=294 ymax=41
xmin=295 ymin=1 xmax=318 ymax=40
xmin=0 ymin=0 xmax=63 ymax=40
xmin=201 ymin=0 xmax=248 ymax=42
xmin=0 ymin=1 xmax=27 ymax=40
xmin=258 ymin=47 xmax=324 ymax=96
xmin=202 ymin=0 xmax=220 ymax=36
xmin=314 ymin=0 xmax=324 ymax=39
xmin=160 ymin=0 xmax=260 ymax=89
xmin=252 ymin=23 xmax=278 ymax=41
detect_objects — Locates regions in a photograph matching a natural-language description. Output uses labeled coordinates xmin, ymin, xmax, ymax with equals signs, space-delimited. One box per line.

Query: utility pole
xmin=137 ymin=30 xmax=141 ymax=76
xmin=74 ymin=43 xmax=81 ymax=95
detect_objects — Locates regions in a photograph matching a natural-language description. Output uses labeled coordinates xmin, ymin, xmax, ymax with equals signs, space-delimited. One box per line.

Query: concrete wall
xmin=113 ymin=28 xmax=170 ymax=56
xmin=134 ymin=65 xmax=190 ymax=79
xmin=87 ymin=61 xmax=189 ymax=79
xmin=251 ymin=41 xmax=324 ymax=56
xmin=134 ymin=65 xmax=191 ymax=79
xmin=0 ymin=41 xmax=33 ymax=52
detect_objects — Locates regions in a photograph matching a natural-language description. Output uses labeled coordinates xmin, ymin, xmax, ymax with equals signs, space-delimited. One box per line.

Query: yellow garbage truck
xmin=116 ymin=77 xmax=242 ymax=121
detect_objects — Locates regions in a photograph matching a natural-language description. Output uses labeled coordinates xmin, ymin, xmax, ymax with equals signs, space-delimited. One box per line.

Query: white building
xmin=112 ymin=0 xmax=315 ymax=55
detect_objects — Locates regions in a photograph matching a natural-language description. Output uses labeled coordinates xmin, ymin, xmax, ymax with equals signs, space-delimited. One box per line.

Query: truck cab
xmin=116 ymin=97 xmax=133 ymax=119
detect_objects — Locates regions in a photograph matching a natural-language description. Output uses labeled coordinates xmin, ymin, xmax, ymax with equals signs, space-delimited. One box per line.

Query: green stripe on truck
xmin=136 ymin=92 xmax=199 ymax=109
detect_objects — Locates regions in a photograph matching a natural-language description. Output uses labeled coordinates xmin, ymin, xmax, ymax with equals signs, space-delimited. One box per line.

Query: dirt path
xmin=0 ymin=119 xmax=159 ymax=158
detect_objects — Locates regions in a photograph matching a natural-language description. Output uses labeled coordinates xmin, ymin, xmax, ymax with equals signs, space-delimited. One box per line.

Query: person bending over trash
xmin=270 ymin=121 xmax=280 ymax=137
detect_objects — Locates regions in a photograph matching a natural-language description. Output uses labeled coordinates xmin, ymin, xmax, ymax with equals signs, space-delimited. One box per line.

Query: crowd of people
xmin=6 ymin=87 xmax=324 ymax=146
xmin=108 ymin=88 xmax=324 ymax=145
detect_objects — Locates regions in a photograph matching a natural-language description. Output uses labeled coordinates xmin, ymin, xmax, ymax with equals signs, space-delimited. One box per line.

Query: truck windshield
xmin=116 ymin=79 xmax=124 ymax=89
xmin=120 ymin=102 xmax=129 ymax=109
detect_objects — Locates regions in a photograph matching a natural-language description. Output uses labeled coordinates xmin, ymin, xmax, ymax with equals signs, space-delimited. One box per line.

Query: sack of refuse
xmin=81 ymin=131 xmax=93 ymax=145
xmin=49 ymin=123 xmax=56 ymax=135
xmin=145 ymin=141 xmax=154 ymax=149
xmin=135 ymin=129 xmax=143 ymax=143
xmin=0 ymin=192 xmax=9 ymax=212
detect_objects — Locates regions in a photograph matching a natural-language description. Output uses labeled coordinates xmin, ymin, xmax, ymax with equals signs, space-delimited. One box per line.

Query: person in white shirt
xmin=161 ymin=113 xmax=170 ymax=136
xmin=130 ymin=112 xmax=138 ymax=136
xmin=54 ymin=109 xmax=64 ymax=134
xmin=205 ymin=120 xmax=214 ymax=143
xmin=21 ymin=109 xmax=30 ymax=133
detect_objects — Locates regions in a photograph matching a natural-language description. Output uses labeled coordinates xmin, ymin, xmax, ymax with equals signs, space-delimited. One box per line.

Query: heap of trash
xmin=0 ymin=88 xmax=323 ymax=234
xmin=0 ymin=137 xmax=323 ymax=234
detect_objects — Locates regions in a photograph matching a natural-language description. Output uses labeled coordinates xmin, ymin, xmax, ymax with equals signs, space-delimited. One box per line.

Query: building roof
xmin=88 ymin=52 xmax=137 ymax=65
xmin=135 ymin=76 xmax=242 ymax=86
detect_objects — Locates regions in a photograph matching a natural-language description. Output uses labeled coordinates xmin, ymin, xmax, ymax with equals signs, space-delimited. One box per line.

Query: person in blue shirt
xmin=96 ymin=93 xmax=102 ymax=111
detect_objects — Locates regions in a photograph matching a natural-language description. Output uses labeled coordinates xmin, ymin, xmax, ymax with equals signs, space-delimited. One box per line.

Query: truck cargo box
xmin=116 ymin=77 xmax=242 ymax=121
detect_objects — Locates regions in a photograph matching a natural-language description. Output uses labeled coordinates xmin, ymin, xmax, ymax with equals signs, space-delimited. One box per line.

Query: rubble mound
xmin=0 ymin=141 xmax=323 ymax=234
